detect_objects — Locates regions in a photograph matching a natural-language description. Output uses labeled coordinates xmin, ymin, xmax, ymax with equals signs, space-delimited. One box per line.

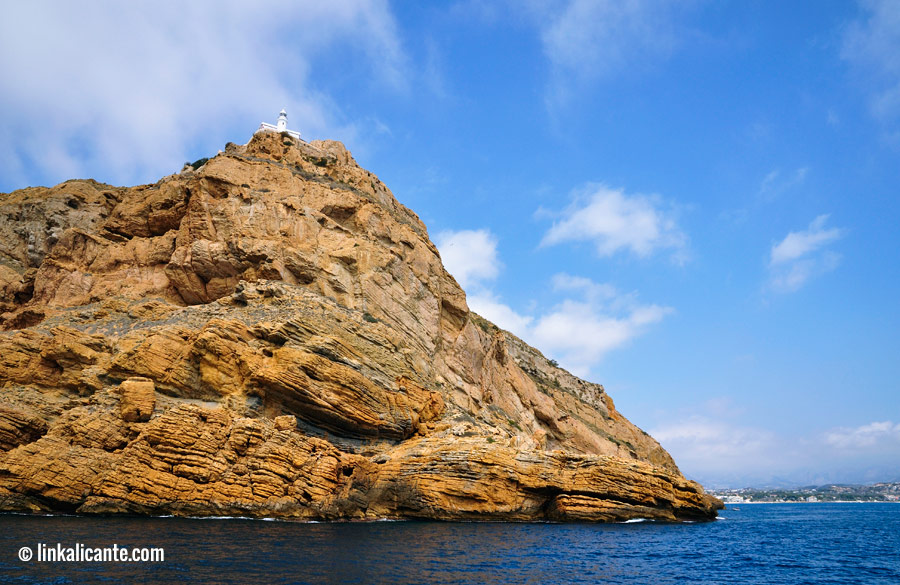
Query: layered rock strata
xmin=0 ymin=131 xmax=721 ymax=521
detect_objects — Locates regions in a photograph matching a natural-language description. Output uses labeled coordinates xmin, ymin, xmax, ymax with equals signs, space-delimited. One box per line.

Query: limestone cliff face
xmin=0 ymin=131 xmax=721 ymax=521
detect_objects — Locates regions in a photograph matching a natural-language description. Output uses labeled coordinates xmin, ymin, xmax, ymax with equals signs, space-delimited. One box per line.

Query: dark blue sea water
xmin=1 ymin=504 xmax=898 ymax=584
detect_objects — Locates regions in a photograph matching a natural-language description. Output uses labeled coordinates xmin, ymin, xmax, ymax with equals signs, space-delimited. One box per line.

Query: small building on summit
xmin=257 ymin=109 xmax=301 ymax=141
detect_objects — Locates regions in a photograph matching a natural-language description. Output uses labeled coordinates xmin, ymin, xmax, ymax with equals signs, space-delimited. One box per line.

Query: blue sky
xmin=2 ymin=1 xmax=898 ymax=488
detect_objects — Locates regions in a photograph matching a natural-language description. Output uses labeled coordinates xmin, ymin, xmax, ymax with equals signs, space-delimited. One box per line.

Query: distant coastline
xmin=726 ymin=500 xmax=900 ymax=505
xmin=710 ymin=482 xmax=900 ymax=504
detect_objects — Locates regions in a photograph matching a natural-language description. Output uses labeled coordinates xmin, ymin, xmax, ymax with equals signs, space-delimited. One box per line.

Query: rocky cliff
xmin=0 ymin=130 xmax=722 ymax=521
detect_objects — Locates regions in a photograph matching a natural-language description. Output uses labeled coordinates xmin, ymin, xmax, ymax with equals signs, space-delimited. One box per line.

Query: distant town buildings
xmin=721 ymin=494 xmax=748 ymax=504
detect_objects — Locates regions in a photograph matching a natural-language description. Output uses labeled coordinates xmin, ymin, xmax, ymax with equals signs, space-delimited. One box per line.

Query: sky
xmin=2 ymin=0 xmax=898 ymax=488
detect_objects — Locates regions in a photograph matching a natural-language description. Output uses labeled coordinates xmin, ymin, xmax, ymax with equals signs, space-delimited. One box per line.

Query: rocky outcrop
xmin=117 ymin=377 xmax=155 ymax=423
xmin=0 ymin=131 xmax=721 ymax=521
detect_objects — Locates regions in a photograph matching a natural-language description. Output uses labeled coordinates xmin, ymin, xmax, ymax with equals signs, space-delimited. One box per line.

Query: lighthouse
xmin=257 ymin=109 xmax=301 ymax=141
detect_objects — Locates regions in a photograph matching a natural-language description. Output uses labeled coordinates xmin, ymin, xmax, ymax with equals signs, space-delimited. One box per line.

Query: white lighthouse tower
xmin=257 ymin=109 xmax=301 ymax=140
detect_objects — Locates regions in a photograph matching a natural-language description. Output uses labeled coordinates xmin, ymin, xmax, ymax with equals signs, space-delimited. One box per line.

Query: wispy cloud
xmin=768 ymin=215 xmax=846 ymax=292
xmin=652 ymin=415 xmax=780 ymax=469
xmin=759 ymin=167 xmax=809 ymax=201
xmin=526 ymin=0 xmax=688 ymax=107
xmin=721 ymin=167 xmax=811 ymax=225
xmin=841 ymin=0 xmax=900 ymax=123
xmin=0 ymin=0 xmax=406 ymax=191
xmin=422 ymin=37 xmax=453 ymax=101
xmin=770 ymin=215 xmax=845 ymax=265
xmin=540 ymin=184 xmax=688 ymax=263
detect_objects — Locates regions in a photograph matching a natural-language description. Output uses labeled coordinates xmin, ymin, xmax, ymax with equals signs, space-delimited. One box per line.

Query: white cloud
xmin=540 ymin=184 xmax=687 ymax=262
xmin=825 ymin=421 xmax=900 ymax=449
xmin=550 ymin=273 xmax=616 ymax=301
xmin=770 ymin=215 xmax=845 ymax=265
xmin=0 ymin=0 xmax=405 ymax=191
xmin=768 ymin=215 xmax=846 ymax=292
xmin=648 ymin=412 xmax=824 ymax=487
xmin=467 ymin=292 xmax=534 ymax=339
xmin=436 ymin=228 xmax=535 ymax=339
xmin=650 ymin=405 xmax=900 ymax=487
xmin=436 ymin=228 xmax=537 ymax=339
xmin=530 ymin=293 xmax=671 ymax=377
xmin=652 ymin=416 xmax=779 ymax=465
xmin=435 ymin=229 xmax=501 ymax=290
xmin=435 ymin=227 xmax=672 ymax=376
xmin=842 ymin=0 xmax=900 ymax=122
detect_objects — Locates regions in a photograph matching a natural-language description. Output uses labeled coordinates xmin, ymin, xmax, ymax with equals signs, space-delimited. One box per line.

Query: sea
xmin=1 ymin=503 xmax=898 ymax=584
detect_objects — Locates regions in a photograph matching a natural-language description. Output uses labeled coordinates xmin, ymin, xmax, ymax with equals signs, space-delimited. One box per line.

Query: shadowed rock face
xmin=0 ymin=132 xmax=722 ymax=521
